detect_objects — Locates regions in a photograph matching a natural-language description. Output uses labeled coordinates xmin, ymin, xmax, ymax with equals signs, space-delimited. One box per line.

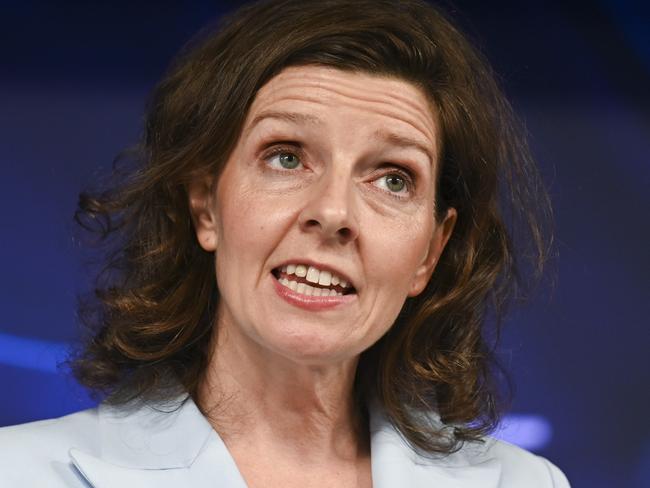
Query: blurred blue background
xmin=1 ymin=1 xmax=648 ymax=486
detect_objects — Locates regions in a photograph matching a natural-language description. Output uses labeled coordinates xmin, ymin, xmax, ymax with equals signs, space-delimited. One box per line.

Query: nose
xmin=298 ymin=168 xmax=359 ymax=244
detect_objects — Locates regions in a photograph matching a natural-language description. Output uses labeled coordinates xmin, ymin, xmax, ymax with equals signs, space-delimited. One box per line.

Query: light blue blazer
xmin=0 ymin=396 xmax=569 ymax=487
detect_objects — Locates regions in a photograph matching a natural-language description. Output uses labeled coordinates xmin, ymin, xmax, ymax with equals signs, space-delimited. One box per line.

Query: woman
xmin=0 ymin=0 xmax=569 ymax=486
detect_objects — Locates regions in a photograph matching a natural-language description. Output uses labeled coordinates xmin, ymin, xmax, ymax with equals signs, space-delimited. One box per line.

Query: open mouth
xmin=271 ymin=264 xmax=356 ymax=297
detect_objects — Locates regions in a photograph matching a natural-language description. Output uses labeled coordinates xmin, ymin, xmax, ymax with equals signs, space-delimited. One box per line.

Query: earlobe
xmin=407 ymin=207 xmax=457 ymax=297
xmin=407 ymin=254 xmax=437 ymax=298
xmin=188 ymin=176 xmax=219 ymax=252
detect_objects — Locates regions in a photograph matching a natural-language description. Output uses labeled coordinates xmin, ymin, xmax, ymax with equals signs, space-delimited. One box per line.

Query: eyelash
xmin=262 ymin=144 xmax=305 ymax=170
xmin=260 ymin=144 xmax=416 ymax=200
xmin=374 ymin=167 xmax=415 ymax=200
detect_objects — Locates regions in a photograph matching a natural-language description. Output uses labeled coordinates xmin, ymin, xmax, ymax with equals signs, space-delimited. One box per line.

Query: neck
xmin=197 ymin=321 xmax=369 ymax=463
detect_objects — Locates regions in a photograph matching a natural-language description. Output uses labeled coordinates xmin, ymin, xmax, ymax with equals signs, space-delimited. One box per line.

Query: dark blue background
xmin=1 ymin=1 xmax=649 ymax=486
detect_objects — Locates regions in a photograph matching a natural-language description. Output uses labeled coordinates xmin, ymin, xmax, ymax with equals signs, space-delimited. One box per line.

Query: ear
xmin=408 ymin=207 xmax=457 ymax=297
xmin=187 ymin=175 xmax=219 ymax=252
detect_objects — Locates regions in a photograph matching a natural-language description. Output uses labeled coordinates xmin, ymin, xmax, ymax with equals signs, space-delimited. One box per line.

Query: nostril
xmin=338 ymin=227 xmax=353 ymax=240
xmin=305 ymin=219 xmax=321 ymax=228
xmin=299 ymin=209 xmax=358 ymax=242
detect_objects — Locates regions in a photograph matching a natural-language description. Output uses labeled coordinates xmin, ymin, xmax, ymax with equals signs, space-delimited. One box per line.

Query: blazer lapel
xmin=68 ymin=396 xmax=248 ymax=488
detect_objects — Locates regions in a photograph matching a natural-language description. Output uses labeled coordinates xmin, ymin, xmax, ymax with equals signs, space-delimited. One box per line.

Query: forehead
xmin=244 ymin=66 xmax=439 ymax=156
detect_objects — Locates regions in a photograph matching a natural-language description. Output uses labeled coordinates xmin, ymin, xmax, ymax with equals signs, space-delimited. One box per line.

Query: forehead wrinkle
xmin=252 ymin=91 xmax=436 ymax=155
xmin=264 ymin=77 xmax=432 ymax=123
xmin=258 ymin=77 xmax=436 ymax=146
xmin=243 ymin=109 xmax=324 ymax=138
xmin=266 ymin=71 xmax=433 ymax=124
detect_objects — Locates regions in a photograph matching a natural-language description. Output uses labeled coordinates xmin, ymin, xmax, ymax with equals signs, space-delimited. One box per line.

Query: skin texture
xmin=189 ymin=66 xmax=456 ymax=488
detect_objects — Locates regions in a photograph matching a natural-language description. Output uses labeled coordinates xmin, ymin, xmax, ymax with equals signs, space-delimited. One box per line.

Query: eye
xmin=373 ymin=170 xmax=412 ymax=197
xmin=384 ymin=174 xmax=406 ymax=192
xmin=266 ymin=150 xmax=303 ymax=170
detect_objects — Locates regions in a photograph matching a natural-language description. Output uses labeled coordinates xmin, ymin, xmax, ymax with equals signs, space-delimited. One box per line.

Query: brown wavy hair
xmin=70 ymin=0 xmax=552 ymax=455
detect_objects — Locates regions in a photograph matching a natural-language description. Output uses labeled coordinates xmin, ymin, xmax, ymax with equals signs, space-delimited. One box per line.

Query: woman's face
xmin=190 ymin=66 xmax=455 ymax=366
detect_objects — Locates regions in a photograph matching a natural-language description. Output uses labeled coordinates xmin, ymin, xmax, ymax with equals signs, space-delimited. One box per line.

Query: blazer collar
xmin=69 ymin=397 xmax=248 ymax=488
xmin=69 ymin=396 xmax=502 ymax=488
xmin=93 ymin=396 xmax=211 ymax=469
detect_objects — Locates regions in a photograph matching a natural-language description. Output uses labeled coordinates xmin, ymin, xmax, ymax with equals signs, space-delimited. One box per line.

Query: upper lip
xmin=273 ymin=258 xmax=358 ymax=290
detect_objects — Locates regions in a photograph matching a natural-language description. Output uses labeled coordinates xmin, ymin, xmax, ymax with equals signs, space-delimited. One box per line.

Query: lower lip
xmin=271 ymin=274 xmax=357 ymax=311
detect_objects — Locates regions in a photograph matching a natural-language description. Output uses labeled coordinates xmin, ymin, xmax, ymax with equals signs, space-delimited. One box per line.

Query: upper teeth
xmin=282 ymin=264 xmax=350 ymax=288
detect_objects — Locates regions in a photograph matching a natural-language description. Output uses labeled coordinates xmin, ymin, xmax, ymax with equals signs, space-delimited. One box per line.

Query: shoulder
xmin=369 ymin=404 xmax=570 ymax=488
xmin=404 ymin=436 xmax=571 ymax=488
xmin=0 ymin=395 xmax=216 ymax=487
xmin=0 ymin=407 xmax=101 ymax=457
xmin=0 ymin=408 xmax=100 ymax=487
xmin=408 ymin=438 xmax=569 ymax=488
xmin=471 ymin=437 xmax=570 ymax=487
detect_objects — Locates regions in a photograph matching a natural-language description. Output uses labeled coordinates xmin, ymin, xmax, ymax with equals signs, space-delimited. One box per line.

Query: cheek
xmin=361 ymin=218 xmax=431 ymax=327
xmin=216 ymin=174 xmax=269 ymax=244
xmin=215 ymin=184 xmax=294 ymax=279
xmin=366 ymin=216 xmax=431 ymax=279
xmin=213 ymin=182 xmax=261 ymax=287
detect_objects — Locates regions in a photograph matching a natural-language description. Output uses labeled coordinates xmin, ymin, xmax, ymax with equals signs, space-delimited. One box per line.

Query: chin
xmin=259 ymin=325 xmax=359 ymax=366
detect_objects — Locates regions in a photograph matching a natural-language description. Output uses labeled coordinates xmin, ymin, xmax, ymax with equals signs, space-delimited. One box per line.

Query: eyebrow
xmin=245 ymin=110 xmax=323 ymax=136
xmin=245 ymin=110 xmax=434 ymax=165
xmin=372 ymin=129 xmax=434 ymax=167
